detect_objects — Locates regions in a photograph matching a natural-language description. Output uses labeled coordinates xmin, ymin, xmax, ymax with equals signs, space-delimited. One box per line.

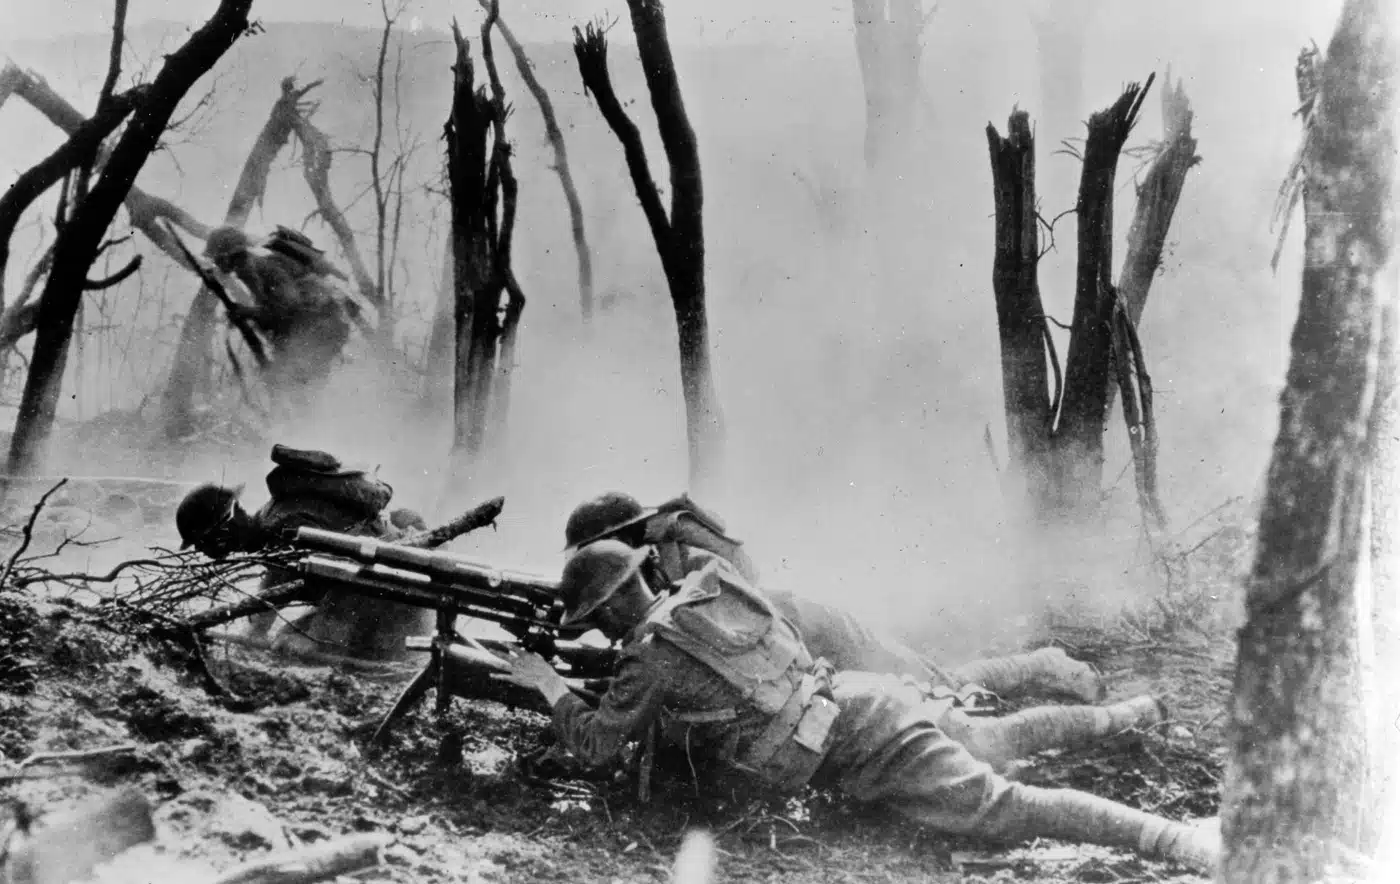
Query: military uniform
xmin=547 ymin=555 xmax=1216 ymax=871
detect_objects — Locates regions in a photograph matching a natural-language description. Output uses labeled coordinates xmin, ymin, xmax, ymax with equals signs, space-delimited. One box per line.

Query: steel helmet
xmin=563 ymin=491 xmax=658 ymax=553
xmin=176 ymin=482 xmax=242 ymax=549
xmin=203 ymin=226 xmax=252 ymax=266
xmin=558 ymin=539 xmax=650 ymax=627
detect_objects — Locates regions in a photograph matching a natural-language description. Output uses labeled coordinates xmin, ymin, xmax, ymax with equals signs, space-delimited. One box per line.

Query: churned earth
xmin=0 ymin=474 xmax=1245 ymax=884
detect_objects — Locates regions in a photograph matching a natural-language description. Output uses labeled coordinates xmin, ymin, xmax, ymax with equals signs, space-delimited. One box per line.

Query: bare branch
xmin=83 ymin=254 xmax=141 ymax=290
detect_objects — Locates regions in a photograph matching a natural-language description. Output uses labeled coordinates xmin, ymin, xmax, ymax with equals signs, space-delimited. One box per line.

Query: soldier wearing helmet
xmin=498 ymin=542 xmax=1219 ymax=873
xmin=201 ymin=225 xmax=356 ymax=407
xmin=560 ymin=491 xmax=1103 ymax=703
xmin=175 ymin=445 xmax=431 ymax=660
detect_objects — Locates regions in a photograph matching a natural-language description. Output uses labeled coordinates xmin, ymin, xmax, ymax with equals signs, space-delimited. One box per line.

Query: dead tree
xmin=444 ymin=15 xmax=524 ymax=461
xmin=1222 ymin=2 xmax=1396 ymax=878
xmin=851 ymin=1 xmax=933 ymax=173
xmin=986 ymin=72 xmax=1198 ymax=526
xmin=573 ymin=2 xmax=725 ymax=490
xmin=482 ymin=0 xmax=595 ymax=322
xmin=4 ymin=0 xmax=254 ymax=479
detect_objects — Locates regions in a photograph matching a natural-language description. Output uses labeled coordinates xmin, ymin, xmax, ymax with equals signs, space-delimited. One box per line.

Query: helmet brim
xmin=560 ymin=546 xmax=651 ymax=627
xmin=562 ymin=507 xmax=659 ymax=554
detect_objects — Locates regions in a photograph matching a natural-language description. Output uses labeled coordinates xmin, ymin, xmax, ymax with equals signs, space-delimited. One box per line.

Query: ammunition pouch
xmin=735 ymin=663 xmax=839 ymax=791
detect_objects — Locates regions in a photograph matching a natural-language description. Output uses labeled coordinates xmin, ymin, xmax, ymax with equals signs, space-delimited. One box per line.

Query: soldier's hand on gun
xmin=494 ymin=648 xmax=572 ymax=706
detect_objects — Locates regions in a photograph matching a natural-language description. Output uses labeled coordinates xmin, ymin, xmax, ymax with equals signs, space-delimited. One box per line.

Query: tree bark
xmin=161 ymin=77 xmax=311 ymax=439
xmin=574 ymin=1 xmax=726 ymax=491
xmin=0 ymin=87 xmax=142 ymax=293
xmin=4 ymin=0 xmax=254 ymax=480
xmin=986 ymin=110 xmax=1053 ymax=516
xmin=1222 ymin=1 xmax=1397 ymax=879
xmin=445 ymin=19 xmax=519 ymax=462
xmin=1050 ymin=78 xmax=1152 ymax=518
xmin=485 ymin=2 xmax=594 ymax=323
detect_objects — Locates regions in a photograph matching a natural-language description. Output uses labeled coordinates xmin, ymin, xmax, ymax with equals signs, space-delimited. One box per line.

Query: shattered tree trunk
xmin=444 ymin=15 xmax=522 ymax=462
xmin=851 ymin=0 xmax=926 ymax=174
xmin=987 ymin=77 xmax=1187 ymax=525
xmin=486 ymin=3 xmax=595 ymax=322
xmin=161 ymin=78 xmax=309 ymax=439
xmin=574 ymin=0 xmax=726 ymax=491
xmin=5 ymin=0 xmax=253 ymax=479
xmin=985 ymin=111 xmax=1054 ymax=514
xmin=1222 ymin=1 xmax=1397 ymax=879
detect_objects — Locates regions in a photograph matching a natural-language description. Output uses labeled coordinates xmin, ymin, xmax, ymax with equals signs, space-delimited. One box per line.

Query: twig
xmin=398 ymin=495 xmax=505 ymax=548
xmin=1 ymin=478 xmax=67 ymax=588
xmin=17 ymin=743 xmax=136 ymax=770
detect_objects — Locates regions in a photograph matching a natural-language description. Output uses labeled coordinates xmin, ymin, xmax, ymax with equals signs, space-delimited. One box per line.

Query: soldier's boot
xmin=941 ymin=695 xmax=1168 ymax=770
xmin=948 ymin=646 xmax=1104 ymax=703
xmin=1004 ymin=785 xmax=1219 ymax=873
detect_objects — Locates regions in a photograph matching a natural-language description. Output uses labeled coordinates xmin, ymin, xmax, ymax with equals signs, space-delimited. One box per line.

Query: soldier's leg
xmin=947 ymin=646 xmax=1104 ymax=703
xmin=821 ymin=675 xmax=1216 ymax=872
xmin=935 ymin=695 xmax=1167 ymax=771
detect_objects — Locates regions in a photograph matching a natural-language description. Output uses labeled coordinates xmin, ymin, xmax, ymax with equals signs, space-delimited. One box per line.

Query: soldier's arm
xmin=550 ymin=643 xmax=670 ymax=767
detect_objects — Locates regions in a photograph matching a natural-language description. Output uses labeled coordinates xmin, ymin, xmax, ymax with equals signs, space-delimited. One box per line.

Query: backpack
xmin=263 ymin=444 xmax=393 ymax=522
xmin=640 ymin=560 xmax=840 ymax=790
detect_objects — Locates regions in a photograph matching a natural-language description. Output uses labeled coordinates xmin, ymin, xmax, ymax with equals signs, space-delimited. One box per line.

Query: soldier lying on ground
xmin=499 ymin=542 xmax=1219 ymax=872
xmin=563 ymin=491 xmax=1104 ymax=704
xmin=561 ymin=492 xmax=1164 ymax=772
xmin=203 ymin=226 xmax=359 ymax=407
xmin=176 ymin=444 xmax=431 ymax=661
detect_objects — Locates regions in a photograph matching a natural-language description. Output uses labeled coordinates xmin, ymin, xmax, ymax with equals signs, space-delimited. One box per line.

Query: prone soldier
xmin=499 ymin=542 xmax=1219 ymax=872
xmin=563 ymin=491 xmax=1104 ymax=703
xmin=176 ymin=445 xmax=432 ymax=661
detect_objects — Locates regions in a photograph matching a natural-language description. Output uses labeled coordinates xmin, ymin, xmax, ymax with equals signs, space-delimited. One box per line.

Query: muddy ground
xmin=0 ymin=475 xmax=1247 ymax=884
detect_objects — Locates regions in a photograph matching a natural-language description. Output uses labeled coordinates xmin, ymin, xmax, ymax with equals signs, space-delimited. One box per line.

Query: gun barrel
xmin=294 ymin=527 xmax=559 ymax=602
xmin=301 ymin=556 xmax=549 ymax=626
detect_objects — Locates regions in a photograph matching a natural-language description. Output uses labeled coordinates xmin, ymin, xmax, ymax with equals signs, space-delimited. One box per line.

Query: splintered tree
xmin=1222 ymin=0 xmax=1396 ymax=879
xmin=480 ymin=0 xmax=595 ymax=322
xmin=985 ymin=72 xmax=1200 ymax=526
xmin=4 ymin=0 xmax=255 ymax=479
xmin=573 ymin=1 xmax=725 ymax=491
xmin=851 ymin=1 xmax=935 ymax=174
xmin=444 ymin=12 xmax=525 ymax=463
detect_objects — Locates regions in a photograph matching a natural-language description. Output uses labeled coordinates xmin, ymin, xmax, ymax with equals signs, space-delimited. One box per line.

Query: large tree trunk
xmin=1222 ymin=2 xmax=1397 ymax=879
xmin=1050 ymin=81 xmax=1151 ymax=519
xmin=5 ymin=0 xmax=253 ymax=480
xmin=985 ymin=110 xmax=1053 ymax=517
xmin=161 ymin=77 xmax=309 ymax=439
xmin=851 ymin=0 xmax=926 ymax=174
xmin=444 ymin=12 xmax=523 ymax=465
xmin=574 ymin=1 xmax=726 ymax=492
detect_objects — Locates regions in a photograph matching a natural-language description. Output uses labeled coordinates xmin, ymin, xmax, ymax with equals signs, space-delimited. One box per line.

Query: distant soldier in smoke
xmin=175 ymin=444 xmax=431 ymax=661
xmin=202 ymin=225 xmax=360 ymax=407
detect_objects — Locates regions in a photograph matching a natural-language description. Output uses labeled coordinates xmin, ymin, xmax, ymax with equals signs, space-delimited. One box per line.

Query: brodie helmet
xmin=176 ymin=483 xmax=242 ymax=549
xmin=558 ymin=539 xmax=650 ymax=627
xmin=203 ymin=226 xmax=253 ymax=271
xmin=563 ymin=491 xmax=658 ymax=553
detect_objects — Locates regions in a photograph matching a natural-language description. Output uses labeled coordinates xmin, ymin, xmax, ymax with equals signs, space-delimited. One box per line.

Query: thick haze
xmin=0 ymin=0 xmax=1349 ymax=658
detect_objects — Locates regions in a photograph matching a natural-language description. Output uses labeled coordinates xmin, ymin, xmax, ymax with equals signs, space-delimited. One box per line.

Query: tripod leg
xmin=372 ymin=657 xmax=438 ymax=746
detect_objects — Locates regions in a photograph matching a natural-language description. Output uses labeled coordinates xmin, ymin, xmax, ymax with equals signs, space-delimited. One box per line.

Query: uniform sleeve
xmin=551 ymin=644 xmax=670 ymax=767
